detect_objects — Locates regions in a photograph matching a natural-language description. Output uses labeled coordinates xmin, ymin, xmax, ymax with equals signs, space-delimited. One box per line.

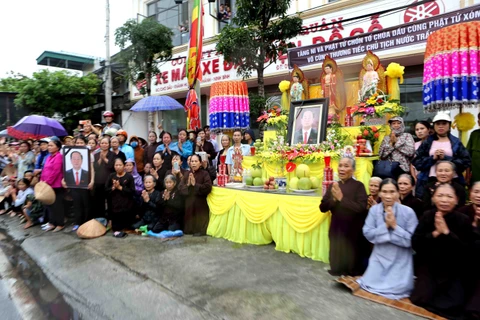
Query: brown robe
xmin=320 ymin=178 xmax=370 ymax=276
xmin=411 ymin=209 xmax=474 ymax=319
xmin=457 ymin=204 xmax=480 ymax=318
xmin=178 ymin=168 xmax=212 ymax=235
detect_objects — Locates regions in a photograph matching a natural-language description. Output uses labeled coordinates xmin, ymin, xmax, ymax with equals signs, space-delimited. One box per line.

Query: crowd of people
xmin=0 ymin=112 xmax=257 ymax=238
xmin=321 ymin=112 xmax=480 ymax=319
xmin=2 ymin=108 xmax=480 ymax=317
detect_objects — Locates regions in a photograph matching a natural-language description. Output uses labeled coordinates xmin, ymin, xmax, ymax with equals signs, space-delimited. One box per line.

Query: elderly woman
xmin=93 ymin=137 xmax=116 ymax=219
xmin=422 ymin=161 xmax=466 ymax=210
xmin=411 ymin=183 xmax=474 ymax=319
xmin=378 ymin=116 xmax=415 ymax=179
xmin=40 ymin=139 xmax=65 ymax=232
xmin=320 ymin=157 xmax=370 ymax=276
xmin=412 ymin=113 xmax=471 ymax=199
xmin=397 ymin=174 xmax=424 ymax=219
xmin=367 ymin=176 xmax=382 ymax=209
xmin=357 ymin=178 xmax=418 ymax=299
xmin=178 ymin=154 xmax=212 ymax=236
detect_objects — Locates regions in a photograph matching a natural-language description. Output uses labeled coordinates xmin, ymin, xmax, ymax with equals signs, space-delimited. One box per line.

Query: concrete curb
xmin=0 ymin=245 xmax=46 ymax=320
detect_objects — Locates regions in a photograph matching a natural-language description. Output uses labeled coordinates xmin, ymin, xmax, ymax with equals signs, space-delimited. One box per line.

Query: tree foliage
xmin=14 ymin=70 xmax=101 ymax=126
xmin=215 ymin=0 xmax=303 ymax=97
xmin=0 ymin=72 xmax=27 ymax=92
xmin=114 ymin=18 xmax=174 ymax=96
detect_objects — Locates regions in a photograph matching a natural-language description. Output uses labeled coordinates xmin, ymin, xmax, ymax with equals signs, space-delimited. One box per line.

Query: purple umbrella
xmin=130 ymin=95 xmax=184 ymax=112
xmin=8 ymin=115 xmax=68 ymax=140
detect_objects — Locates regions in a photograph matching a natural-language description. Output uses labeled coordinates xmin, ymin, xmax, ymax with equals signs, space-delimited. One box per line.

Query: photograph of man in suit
xmin=65 ymin=151 xmax=89 ymax=188
xmin=293 ymin=110 xmax=319 ymax=145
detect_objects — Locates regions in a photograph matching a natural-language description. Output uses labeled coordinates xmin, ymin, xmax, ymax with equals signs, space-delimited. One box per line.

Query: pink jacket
xmin=41 ymin=152 xmax=64 ymax=188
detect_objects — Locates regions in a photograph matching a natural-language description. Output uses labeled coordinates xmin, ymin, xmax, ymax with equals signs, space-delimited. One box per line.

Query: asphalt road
xmin=0 ymin=270 xmax=22 ymax=320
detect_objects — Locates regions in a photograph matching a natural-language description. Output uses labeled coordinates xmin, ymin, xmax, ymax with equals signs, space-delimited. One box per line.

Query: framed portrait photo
xmin=287 ymin=98 xmax=329 ymax=146
xmin=63 ymin=146 xmax=91 ymax=189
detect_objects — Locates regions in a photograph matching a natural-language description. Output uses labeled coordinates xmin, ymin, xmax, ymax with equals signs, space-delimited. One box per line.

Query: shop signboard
xmin=288 ymin=3 xmax=480 ymax=69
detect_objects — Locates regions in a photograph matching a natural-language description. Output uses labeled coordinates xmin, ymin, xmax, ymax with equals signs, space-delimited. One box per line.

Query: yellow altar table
xmin=207 ymin=187 xmax=331 ymax=262
xmin=207 ymin=156 xmax=378 ymax=263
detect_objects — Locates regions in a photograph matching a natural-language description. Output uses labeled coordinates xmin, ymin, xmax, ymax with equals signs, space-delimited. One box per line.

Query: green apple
xmin=296 ymin=164 xmax=310 ymax=178
xmin=298 ymin=177 xmax=312 ymax=190
xmin=253 ymin=177 xmax=264 ymax=186
xmin=289 ymin=177 xmax=299 ymax=189
xmin=245 ymin=177 xmax=253 ymax=186
xmin=310 ymin=177 xmax=320 ymax=189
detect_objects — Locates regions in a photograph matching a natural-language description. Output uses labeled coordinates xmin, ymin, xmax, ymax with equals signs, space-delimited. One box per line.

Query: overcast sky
xmin=0 ymin=0 xmax=133 ymax=77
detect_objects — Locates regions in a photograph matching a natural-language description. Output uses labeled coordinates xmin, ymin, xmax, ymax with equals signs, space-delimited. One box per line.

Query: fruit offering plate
xmin=290 ymin=189 xmax=319 ymax=194
xmin=226 ymin=183 xmax=246 ymax=189
xmin=246 ymin=185 xmax=264 ymax=189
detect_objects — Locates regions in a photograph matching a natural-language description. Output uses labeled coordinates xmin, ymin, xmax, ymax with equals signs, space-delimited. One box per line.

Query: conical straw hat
xmin=77 ymin=219 xmax=106 ymax=239
xmin=34 ymin=181 xmax=55 ymax=205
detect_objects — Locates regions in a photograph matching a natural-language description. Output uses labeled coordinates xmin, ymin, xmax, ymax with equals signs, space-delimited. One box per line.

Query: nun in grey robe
xmin=357 ymin=202 xmax=418 ymax=299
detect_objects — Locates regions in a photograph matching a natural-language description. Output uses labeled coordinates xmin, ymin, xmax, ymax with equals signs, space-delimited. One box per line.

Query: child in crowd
xmin=152 ymin=174 xmax=184 ymax=233
xmin=13 ymin=178 xmax=34 ymax=215
xmin=105 ymin=158 xmax=135 ymax=238
xmin=133 ymin=175 xmax=161 ymax=232
xmin=23 ymin=192 xmax=43 ymax=229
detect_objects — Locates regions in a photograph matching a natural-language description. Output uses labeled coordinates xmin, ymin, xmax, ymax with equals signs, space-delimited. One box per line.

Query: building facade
xmin=126 ymin=0 xmax=480 ymax=139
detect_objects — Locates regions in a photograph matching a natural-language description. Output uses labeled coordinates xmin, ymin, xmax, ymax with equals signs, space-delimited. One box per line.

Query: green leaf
xmin=215 ymin=0 xmax=302 ymax=97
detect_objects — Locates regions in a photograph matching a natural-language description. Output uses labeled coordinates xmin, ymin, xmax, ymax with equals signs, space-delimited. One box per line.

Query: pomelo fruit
xmin=253 ymin=177 xmax=264 ymax=186
xmin=298 ymin=177 xmax=312 ymax=190
xmin=296 ymin=164 xmax=310 ymax=178
xmin=251 ymin=168 xmax=263 ymax=178
xmin=310 ymin=177 xmax=320 ymax=189
xmin=289 ymin=177 xmax=299 ymax=189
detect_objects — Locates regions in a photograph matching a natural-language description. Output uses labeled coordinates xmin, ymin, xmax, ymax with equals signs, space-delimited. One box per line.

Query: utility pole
xmin=105 ymin=0 xmax=113 ymax=112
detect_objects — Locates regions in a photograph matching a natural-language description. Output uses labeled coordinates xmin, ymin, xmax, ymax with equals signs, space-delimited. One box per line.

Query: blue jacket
xmin=412 ymin=133 xmax=471 ymax=198
xmin=35 ymin=150 xmax=50 ymax=170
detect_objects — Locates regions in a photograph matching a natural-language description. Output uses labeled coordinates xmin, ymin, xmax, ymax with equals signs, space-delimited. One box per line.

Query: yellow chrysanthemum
xmin=453 ymin=112 xmax=475 ymax=131
xmin=279 ymin=80 xmax=291 ymax=93
xmin=385 ymin=62 xmax=405 ymax=84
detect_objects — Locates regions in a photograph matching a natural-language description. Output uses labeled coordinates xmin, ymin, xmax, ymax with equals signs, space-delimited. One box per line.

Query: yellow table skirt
xmin=207 ymin=187 xmax=331 ymax=262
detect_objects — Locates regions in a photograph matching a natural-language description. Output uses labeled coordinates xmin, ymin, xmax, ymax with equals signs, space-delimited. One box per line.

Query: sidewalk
xmin=0 ymin=215 xmax=421 ymax=320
